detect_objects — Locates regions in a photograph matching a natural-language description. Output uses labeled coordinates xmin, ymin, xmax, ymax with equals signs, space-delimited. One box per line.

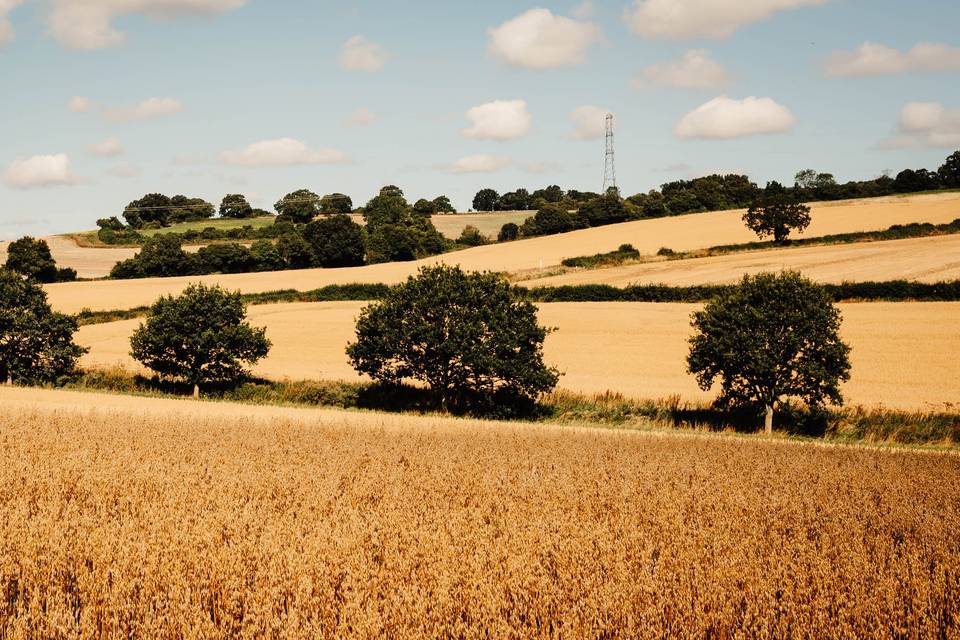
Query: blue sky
xmin=1 ymin=0 xmax=959 ymax=237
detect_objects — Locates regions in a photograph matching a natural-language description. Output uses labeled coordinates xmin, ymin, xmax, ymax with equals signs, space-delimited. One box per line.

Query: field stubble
xmin=0 ymin=388 xmax=958 ymax=638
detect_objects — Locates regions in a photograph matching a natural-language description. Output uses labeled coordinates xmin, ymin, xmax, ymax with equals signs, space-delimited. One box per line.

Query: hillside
xmin=41 ymin=192 xmax=960 ymax=313
xmin=75 ymin=300 xmax=960 ymax=410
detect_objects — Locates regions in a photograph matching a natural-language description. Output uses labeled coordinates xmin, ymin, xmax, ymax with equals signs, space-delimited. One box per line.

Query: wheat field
xmin=0 ymin=386 xmax=957 ymax=638
xmin=76 ymin=301 xmax=960 ymax=410
xmin=41 ymin=192 xmax=960 ymax=313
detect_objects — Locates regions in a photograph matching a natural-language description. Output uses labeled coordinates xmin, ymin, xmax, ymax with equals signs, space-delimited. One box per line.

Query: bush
xmin=347 ymin=265 xmax=559 ymax=416
xmin=457 ymin=225 xmax=488 ymax=247
xmin=498 ymin=222 xmax=520 ymax=242
xmin=561 ymin=244 xmax=640 ymax=268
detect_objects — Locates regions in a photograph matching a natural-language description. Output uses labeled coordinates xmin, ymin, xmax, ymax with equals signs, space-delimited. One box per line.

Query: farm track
xmin=76 ymin=301 xmax=960 ymax=411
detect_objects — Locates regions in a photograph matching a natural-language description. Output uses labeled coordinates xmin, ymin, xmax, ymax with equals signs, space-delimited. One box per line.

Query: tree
xmin=532 ymin=185 xmax=564 ymax=203
xmin=274 ymin=189 xmax=321 ymax=224
xmin=579 ymin=192 xmax=631 ymax=227
xmin=687 ymin=272 xmax=851 ymax=434
xmin=5 ymin=237 xmax=59 ymax=283
xmin=432 ymin=195 xmax=455 ymax=213
xmin=220 ymin=194 xmax=254 ymax=219
xmin=498 ymin=188 xmax=531 ymax=211
xmin=472 ymin=188 xmax=500 ymax=212
xmin=124 ymin=193 xmax=173 ymax=228
xmin=412 ymin=198 xmax=437 ymax=216
xmin=521 ymin=204 xmax=580 ymax=237
xmin=743 ymin=182 xmax=812 ymax=243
xmin=169 ymin=196 xmax=215 ymax=223
xmin=894 ymin=168 xmax=939 ymax=193
xmin=250 ymin=240 xmax=285 ymax=272
xmin=130 ymin=284 xmax=271 ymax=398
xmin=939 ymin=150 xmax=960 ymax=188
xmin=0 ymin=269 xmax=86 ymax=385
xmin=363 ymin=188 xmax=411 ymax=227
xmin=276 ymin=233 xmax=315 ymax=269
xmin=457 ymin=225 xmax=488 ymax=247
xmin=303 ymin=214 xmax=366 ymax=267
xmin=320 ymin=193 xmax=353 ymax=215
xmin=196 ymin=243 xmax=255 ymax=274
xmin=498 ymin=222 xmax=519 ymax=242
xmin=132 ymin=235 xmax=196 ymax=277
xmin=347 ymin=265 xmax=559 ymax=415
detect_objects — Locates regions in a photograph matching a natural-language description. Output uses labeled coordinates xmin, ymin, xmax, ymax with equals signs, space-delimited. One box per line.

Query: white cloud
xmin=345 ymin=107 xmax=377 ymax=126
xmin=488 ymin=8 xmax=600 ymax=69
xmin=823 ymin=42 xmax=960 ymax=77
xmin=449 ymin=154 xmax=511 ymax=174
xmin=48 ymin=0 xmax=247 ymax=50
xmin=89 ymin=137 xmax=123 ymax=157
xmin=0 ymin=0 xmax=25 ymax=47
xmin=571 ymin=1 xmax=594 ymax=19
xmin=221 ymin=138 xmax=348 ymax=167
xmin=637 ymin=49 xmax=730 ymax=89
xmin=570 ymin=105 xmax=611 ymax=140
xmin=674 ymin=96 xmax=796 ymax=139
xmin=624 ymin=0 xmax=828 ymax=39
xmin=462 ymin=99 xmax=531 ymax=141
xmin=4 ymin=154 xmax=77 ymax=189
xmin=68 ymin=96 xmax=92 ymax=112
xmin=339 ymin=35 xmax=386 ymax=72
xmin=885 ymin=102 xmax=960 ymax=149
xmin=103 ymin=97 xmax=183 ymax=122
xmin=106 ymin=161 xmax=141 ymax=177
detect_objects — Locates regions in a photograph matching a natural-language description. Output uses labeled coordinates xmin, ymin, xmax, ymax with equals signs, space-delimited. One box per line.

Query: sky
xmin=1 ymin=0 xmax=959 ymax=237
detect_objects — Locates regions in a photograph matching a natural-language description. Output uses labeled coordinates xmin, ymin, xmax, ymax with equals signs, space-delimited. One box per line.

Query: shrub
xmin=457 ymin=225 xmax=488 ymax=247
xmin=498 ymin=222 xmax=520 ymax=242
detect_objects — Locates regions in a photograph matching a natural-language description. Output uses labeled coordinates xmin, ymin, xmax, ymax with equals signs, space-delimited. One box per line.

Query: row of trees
xmin=472 ymin=186 xmax=599 ymax=212
xmin=4 ymin=237 xmax=76 ymax=283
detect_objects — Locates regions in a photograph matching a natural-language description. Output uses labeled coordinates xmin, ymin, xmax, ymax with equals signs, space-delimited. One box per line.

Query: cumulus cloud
xmin=674 ymin=96 xmax=796 ymax=139
xmin=48 ymin=0 xmax=247 ymax=50
xmin=221 ymin=138 xmax=348 ymax=167
xmin=89 ymin=137 xmax=123 ymax=157
xmin=624 ymin=0 xmax=829 ymax=39
xmin=448 ymin=154 xmax=511 ymax=174
xmin=0 ymin=0 xmax=25 ymax=47
xmin=345 ymin=107 xmax=377 ymax=126
xmin=339 ymin=36 xmax=386 ymax=72
xmin=637 ymin=49 xmax=730 ymax=89
xmin=488 ymin=8 xmax=600 ymax=69
xmin=68 ymin=96 xmax=92 ymax=112
xmin=570 ymin=105 xmax=611 ymax=140
xmin=103 ymin=97 xmax=183 ymax=122
xmin=462 ymin=99 xmax=531 ymax=141
xmin=4 ymin=154 xmax=77 ymax=189
xmin=883 ymin=102 xmax=960 ymax=149
xmin=823 ymin=42 xmax=960 ymax=77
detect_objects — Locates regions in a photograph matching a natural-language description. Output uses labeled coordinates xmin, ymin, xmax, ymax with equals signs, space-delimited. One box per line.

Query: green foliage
xmin=274 ymin=189 xmax=321 ymax=224
xmin=498 ymin=188 xmax=531 ymax=211
xmin=169 ymin=196 xmax=215 ymax=223
xmin=219 ymin=194 xmax=254 ymax=219
xmin=195 ymin=243 xmax=255 ymax=274
xmin=432 ymin=195 xmax=455 ymax=213
xmin=412 ymin=198 xmax=437 ymax=216
xmin=130 ymin=235 xmax=196 ymax=277
xmin=687 ymin=272 xmax=852 ymax=429
xmin=579 ymin=192 xmax=634 ymax=226
xmin=123 ymin=193 xmax=213 ymax=228
xmin=362 ymin=189 xmax=410 ymax=227
xmin=4 ymin=236 xmax=63 ymax=283
xmin=276 ymin=233 xmax=314 ymax=269
xmin=472 ymin=188 xmax=499 ymax=212
xmin=363 ymin=188 xmax=446 ymax=263
xmin=320 ymin=193 xmax=353 ymax=215
xmin=0 ymin=269 xmax=86 ymax=384
xmin=743 ymin=182 xmax=812 ymax=243
xmin=521 ymin=204 xmax=581 ymax=236
xmin=939 ymin=150 xmax=960 ymax=188
xmin=894 ymin=168 xmax=940 ymax=193
xmin=561 ymin=244 xmax=639 ymax=268
xmin=347 ymin=265 xmax=559 ymax=415
xmin=457 ymin=225 xmax=488 ymax=247
xmin=497 ymin=222 xmax=520 ymax=242
xmin=303 ymin=214 xmax=366 ymax=267
xmin=130 ymin=284 xmax=271 ymax=395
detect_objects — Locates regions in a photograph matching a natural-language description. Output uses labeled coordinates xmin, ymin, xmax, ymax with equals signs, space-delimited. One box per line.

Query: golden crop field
xmin=523 ymin=234 xmax=960 ymax=287
xmin=0 ymin=386 xmax=957 ymax=638
xmin=76 ymin=301 xmax=960 ymax=410
xmin=42 ymin=191 xmax=960 ymax=313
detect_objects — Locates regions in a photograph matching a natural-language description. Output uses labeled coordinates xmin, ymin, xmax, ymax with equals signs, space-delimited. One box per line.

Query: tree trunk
xmin=764 ymin=404 xmax=774 ymax=435
xmin=193 ymin=383 xmax=200 ymax=399
xmin=5 ymin=372 xmax=11 ymax=386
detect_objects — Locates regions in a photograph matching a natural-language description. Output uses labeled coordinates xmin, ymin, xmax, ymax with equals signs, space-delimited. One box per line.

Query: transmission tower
xmin=602 ymin=113 xmax=618 ymax=195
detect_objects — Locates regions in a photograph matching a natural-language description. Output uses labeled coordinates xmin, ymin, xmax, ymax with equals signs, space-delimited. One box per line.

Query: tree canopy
xmin=687 ymin=271 xmax=851 ymax=433
xmin=4 ymin=237 xmax=70 ymax=283
xmin=939 ymin=150 xmax=960 ymax=188
xmin=0 ymin=269 xmax=86 ymax=385
xmin=346 ymin=265 xmax=559 ymax=416
xmin=303 ymin=214 xmax=366 ymax=267
xmin=130 ymin=284 xmax=271 ymax=397
xmin=742 ymin=182 xmax=812 ymax=243
xmin=219 ymin=194 xmax=255 ymax=219
xmin=275 ymin=189 xmax=321 ymax=224
xmin=472 ymin=188 xmax=499 ymax=212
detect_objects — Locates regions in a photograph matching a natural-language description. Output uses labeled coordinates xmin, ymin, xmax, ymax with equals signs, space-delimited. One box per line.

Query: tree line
xmin=2 ymin=263 xmax=853 ymax=433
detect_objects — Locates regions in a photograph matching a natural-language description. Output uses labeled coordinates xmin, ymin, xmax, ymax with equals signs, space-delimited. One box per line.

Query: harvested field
xmin=43 ymin=192 xmax=960 ymax=313
xmin=522 ymin=234 xmax=960 ymax=287
xmin=0 ymin=386 xmax=957 ymax=637
xmin=76 ymin=301 xmax=960 ymax=410
xmin=0 ymin=236 xmax=138 ymax=279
